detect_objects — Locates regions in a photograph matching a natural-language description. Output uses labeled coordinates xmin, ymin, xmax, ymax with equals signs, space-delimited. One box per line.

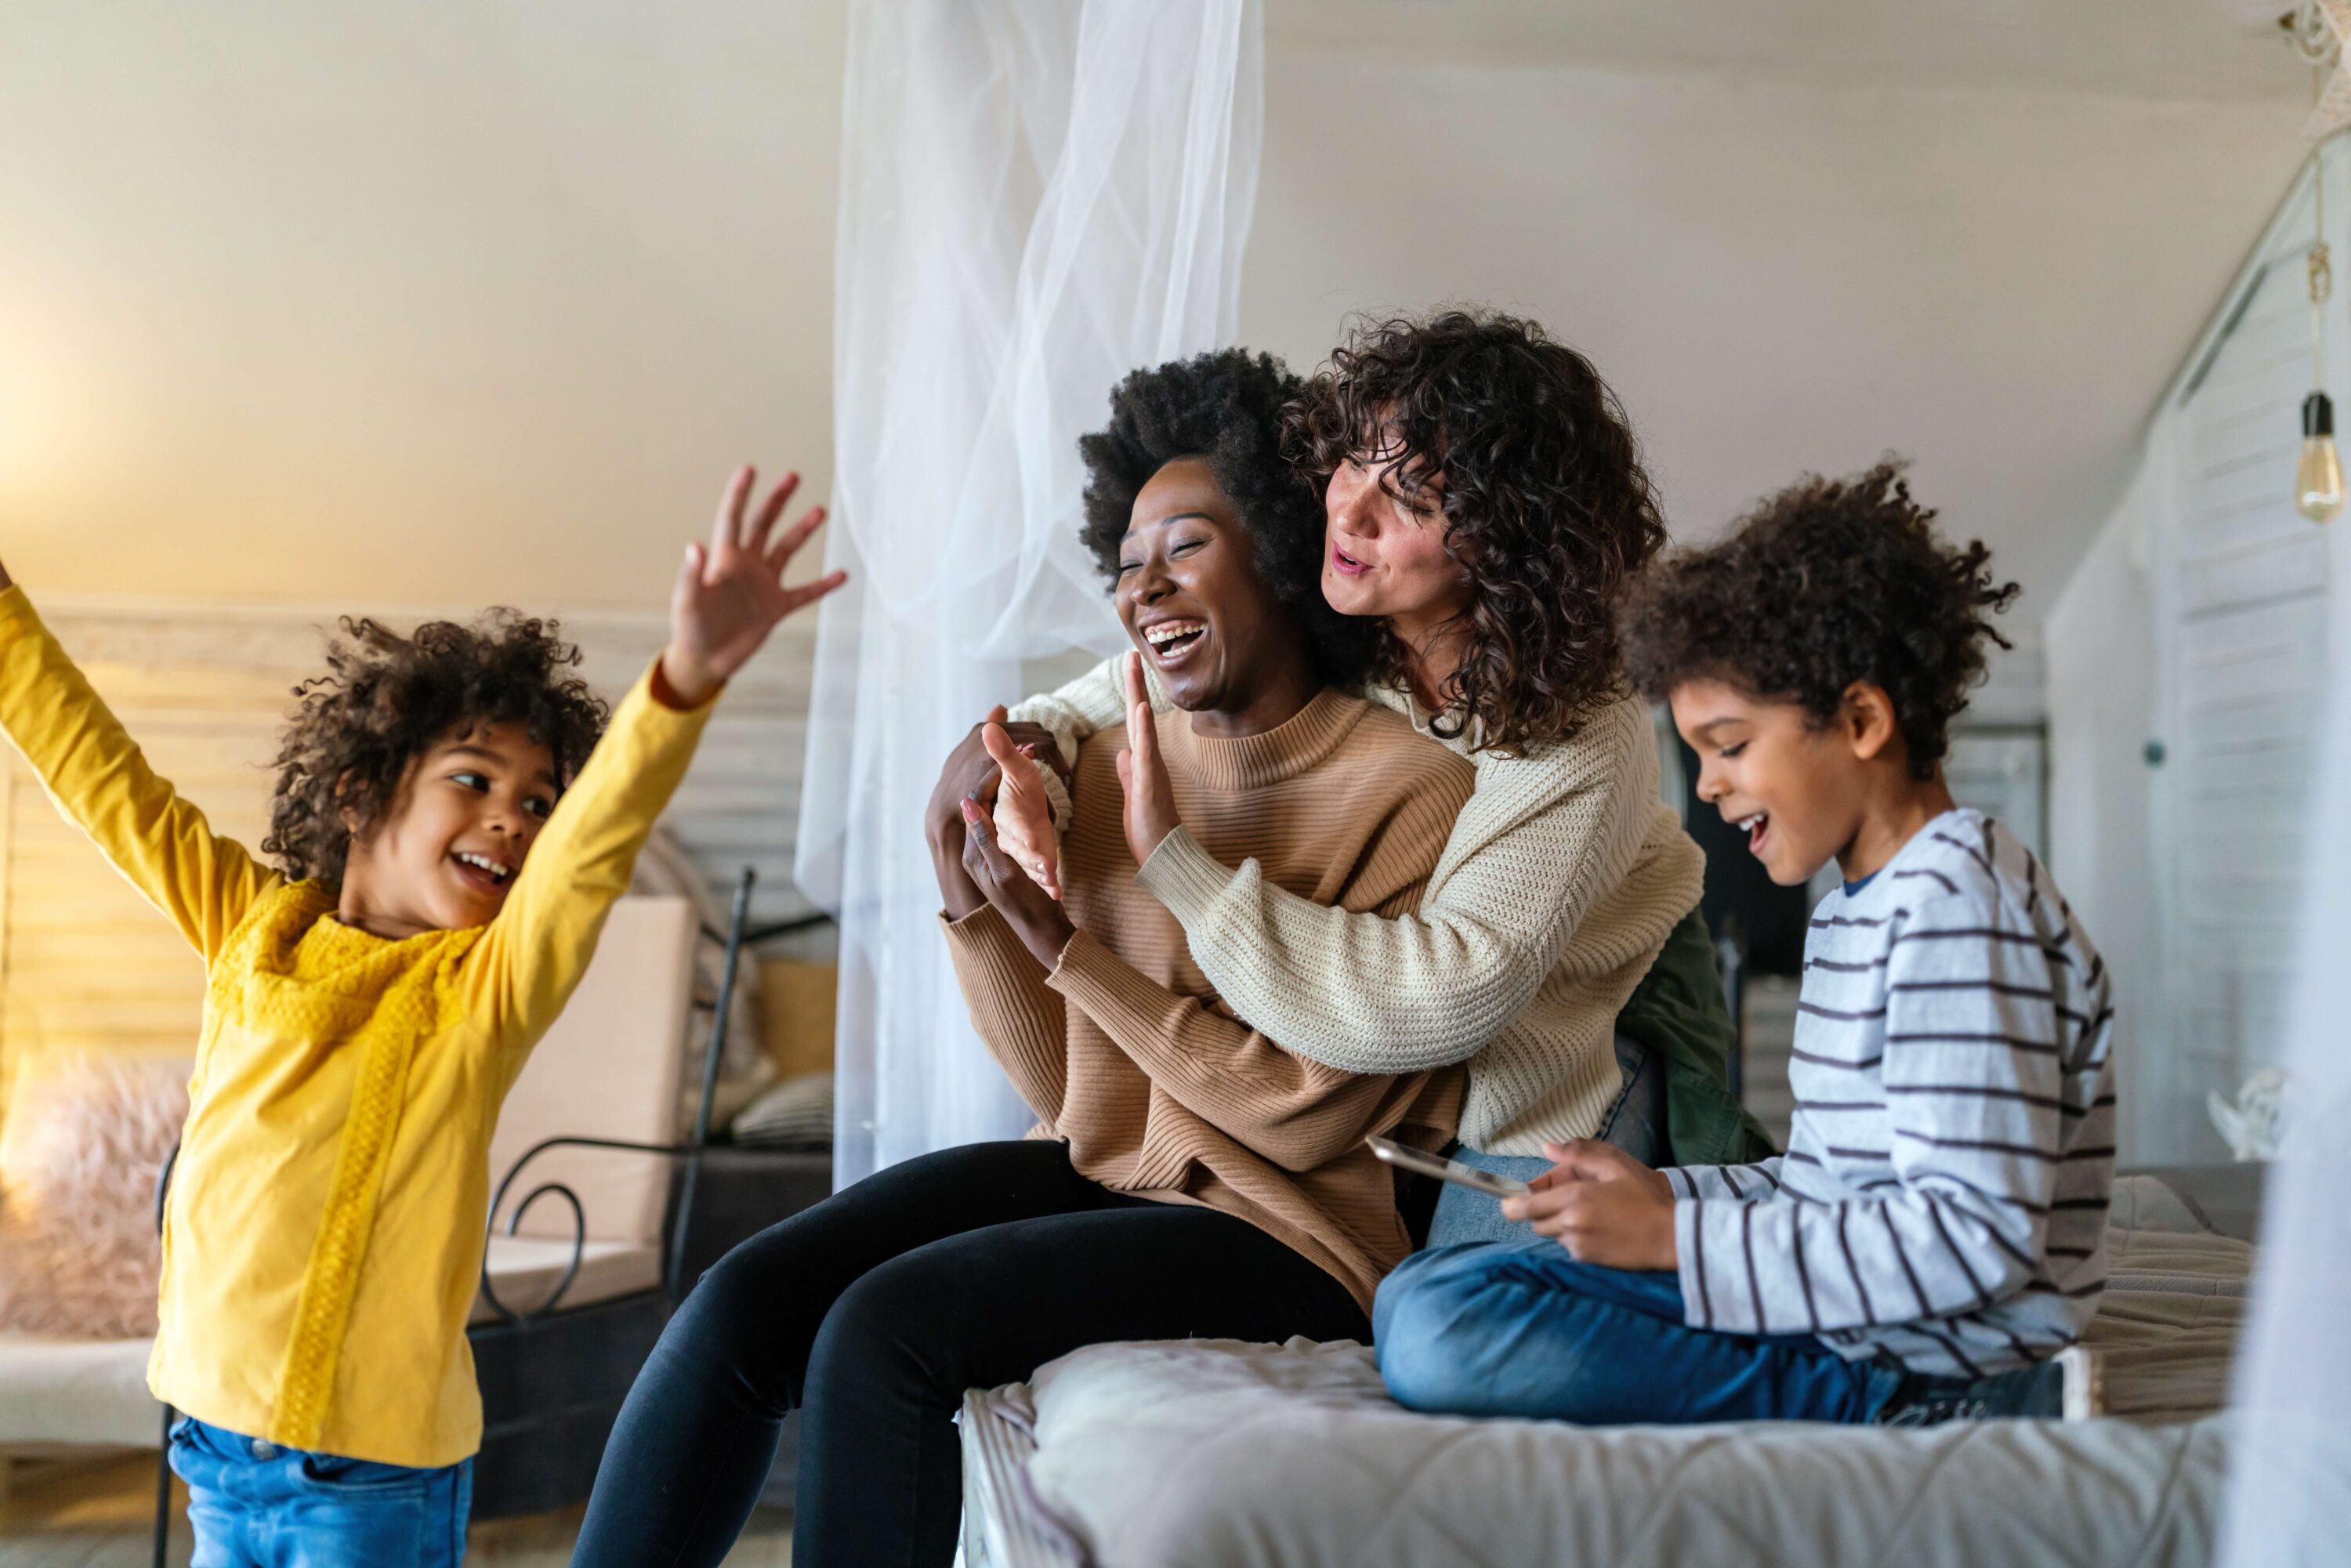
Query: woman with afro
xmin=574 ymin=350 xmax=1482 ymax=1568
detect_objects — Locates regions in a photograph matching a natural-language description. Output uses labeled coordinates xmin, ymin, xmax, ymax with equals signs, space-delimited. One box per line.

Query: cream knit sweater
xmin=947 ymin=689 xmax=1472 ymax=1313
xmin=1009 ymin=657 xmax=1705 ymax=1155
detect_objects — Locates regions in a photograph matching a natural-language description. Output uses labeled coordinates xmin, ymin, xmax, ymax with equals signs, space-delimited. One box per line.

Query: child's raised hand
xmin=661 ymin=465 xmax=849 ymax=706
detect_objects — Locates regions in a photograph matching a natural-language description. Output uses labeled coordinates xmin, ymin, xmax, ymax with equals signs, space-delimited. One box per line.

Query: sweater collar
xmin=1161 ymin=687 xmax=1366 ymax=791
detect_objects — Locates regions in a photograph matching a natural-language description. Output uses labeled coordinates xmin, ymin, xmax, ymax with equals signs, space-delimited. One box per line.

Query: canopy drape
xmin=798 ymin=0 xmax=1263 ymax=1183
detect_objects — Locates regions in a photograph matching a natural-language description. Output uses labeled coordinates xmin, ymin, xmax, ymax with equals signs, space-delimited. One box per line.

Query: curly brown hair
xmin=1284 ymin=309 xmax=1667 ymax=752
xmin=1618 ymin=459 xmax=2020 ymax=779
xmin=261 ymin=611 xmax=609 ymax=886
xmin=1078 ymin=349 xmax=1377 ymax=687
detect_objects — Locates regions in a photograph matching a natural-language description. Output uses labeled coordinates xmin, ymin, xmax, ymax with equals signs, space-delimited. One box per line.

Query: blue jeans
xmin=1426 ymin=1033 xmax=1665 ymax=1248
xmin=1374 ymin=1241 xmax=1913 ymax=1424
xmin=168 ymin=1417 xmax=472 ymax=1567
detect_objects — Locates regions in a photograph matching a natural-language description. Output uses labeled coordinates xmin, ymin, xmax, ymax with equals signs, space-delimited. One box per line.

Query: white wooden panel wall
xmin=2157 ymin=161 xmax=2337 ymax=1156
xmin=0 ymin=599 xmax=820 ymax=1090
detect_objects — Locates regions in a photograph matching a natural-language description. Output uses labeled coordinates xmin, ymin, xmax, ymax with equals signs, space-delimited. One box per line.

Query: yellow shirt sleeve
xmin=462 ymin=658 xmax=716 ymax=1070
xmin=0 ymin=585 xmax=279 ymax=962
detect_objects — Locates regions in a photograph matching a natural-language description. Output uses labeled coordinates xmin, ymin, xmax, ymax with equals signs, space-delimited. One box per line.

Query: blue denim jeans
xmin=1374 ymin=1241 xmax=1914 ymax=1424
xmin=1425 ymin=1032 xmax=1666 ymax=1248
xmin=168 ymin=1417 xmax=472 ymax=1567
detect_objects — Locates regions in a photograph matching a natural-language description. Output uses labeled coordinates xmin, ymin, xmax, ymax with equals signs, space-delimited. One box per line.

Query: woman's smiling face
xmin=1320 ymin=444 xmax=1470 ymax=635
xmin=1115 ymin=457 xmax=1313 ymax=729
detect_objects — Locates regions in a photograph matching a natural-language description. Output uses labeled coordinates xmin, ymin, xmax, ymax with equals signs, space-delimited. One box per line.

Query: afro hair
xmin=1078 ymin=349 xmax=1376 ymax=688
xmin=1619 ymin=459 xmax=2018 ymax=778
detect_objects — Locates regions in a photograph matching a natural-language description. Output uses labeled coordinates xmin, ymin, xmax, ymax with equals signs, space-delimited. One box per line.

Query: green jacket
xmin=1617 ymin=907 xmax=1780 ymax=1168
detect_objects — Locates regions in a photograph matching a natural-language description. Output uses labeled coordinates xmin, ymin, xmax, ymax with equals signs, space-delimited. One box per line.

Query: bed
xmin=957 ymin=1176 xmax=2250 ymax=1568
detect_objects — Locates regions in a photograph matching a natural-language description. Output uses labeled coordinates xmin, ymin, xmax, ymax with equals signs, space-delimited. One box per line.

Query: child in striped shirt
xmin=1374 ymin=461 xmax=2115 ymax=1426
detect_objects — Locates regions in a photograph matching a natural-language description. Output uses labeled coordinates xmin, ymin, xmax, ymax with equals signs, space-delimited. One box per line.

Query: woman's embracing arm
xmin=1003 ymin=652 xmax=1132 ymax=775
xmin=1137 ymin=697 xmax=1699 ymax=1073
xmin=1048 ymin=929 xmax=1436 ymax=1172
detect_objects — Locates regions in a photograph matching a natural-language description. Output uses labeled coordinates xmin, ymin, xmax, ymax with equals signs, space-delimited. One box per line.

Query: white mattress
xmin=960 ymin=1178 xmax=2251 ymax=1568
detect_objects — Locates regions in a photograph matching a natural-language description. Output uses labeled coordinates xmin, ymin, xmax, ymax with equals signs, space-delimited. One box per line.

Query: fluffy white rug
xmin=0 ymin=1055 xmax=189 ymax=1339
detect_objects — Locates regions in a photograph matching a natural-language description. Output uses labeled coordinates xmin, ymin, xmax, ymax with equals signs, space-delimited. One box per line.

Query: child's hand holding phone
xmin=1501 ymin=1139 xmax=1679 ymax=1271
xmin=660 ymin=466 xmax=848 ymax=707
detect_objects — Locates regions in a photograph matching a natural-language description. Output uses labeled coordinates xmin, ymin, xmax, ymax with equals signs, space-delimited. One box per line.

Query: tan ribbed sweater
xmin=1009 ymin=657 xmax=1706 ymax=1155
xmin=943 ymin=689 xmax=1473 ymax=1313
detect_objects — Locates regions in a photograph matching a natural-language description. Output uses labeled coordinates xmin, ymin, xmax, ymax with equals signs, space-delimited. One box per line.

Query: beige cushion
xmin=487 ymin=896 xmax=700 ymax=1251
xmin=0 ymin=1331 xmax=160 ymax=1448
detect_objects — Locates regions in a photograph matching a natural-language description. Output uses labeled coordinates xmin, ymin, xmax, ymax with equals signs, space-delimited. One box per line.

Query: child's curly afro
xmin=261 ymin=611 xmax=610 ymax=887
xmin=1619 ymin=459 xmax=2019 ymax=778
xmin=1078 ymin=349 xmax=1376 ymax=687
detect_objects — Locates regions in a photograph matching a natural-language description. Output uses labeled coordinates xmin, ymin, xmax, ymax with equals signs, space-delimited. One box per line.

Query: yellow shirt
xmin=0 ymin=585 xmax=715 ymax=1468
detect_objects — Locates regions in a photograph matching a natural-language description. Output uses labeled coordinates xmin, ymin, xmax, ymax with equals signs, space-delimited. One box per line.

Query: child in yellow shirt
xmin=0 ymin=467 xmax=842 ymax=1566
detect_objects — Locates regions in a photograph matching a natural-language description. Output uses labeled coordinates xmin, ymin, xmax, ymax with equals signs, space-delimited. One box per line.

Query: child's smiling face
xmin=337 ymin=721 xmax=559 ymax=939
xmin=1669 ymin=678 xmax=1871 ymax=888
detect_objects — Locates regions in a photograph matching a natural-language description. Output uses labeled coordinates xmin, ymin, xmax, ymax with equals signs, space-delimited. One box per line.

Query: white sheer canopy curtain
xmin=2219 ymin=541 xmax=2351 ymax=1559
xmin=797 ymin=0 xmax=1264 ymax=1184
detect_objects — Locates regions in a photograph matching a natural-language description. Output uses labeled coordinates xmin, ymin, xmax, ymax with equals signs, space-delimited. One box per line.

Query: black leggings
xmin=570 ymin=1140 xmax=1370 ymax=1568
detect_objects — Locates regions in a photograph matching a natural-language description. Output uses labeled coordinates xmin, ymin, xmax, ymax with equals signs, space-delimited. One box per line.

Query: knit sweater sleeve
xmin=1005 ymin=653 xmax=1166 ymax=784
xmin=1047 ymin=930 xmax=1436 ymax=1172
xmin=0 ymin=585 xmax=278 ymax=962
xmin=940 ymin=905 xmax=1067 ymax=1125
xmin=1136 ymin=697 xmax=1684 ymax=1073
xmin=465 ymin=661 xmax=715 ymax=1062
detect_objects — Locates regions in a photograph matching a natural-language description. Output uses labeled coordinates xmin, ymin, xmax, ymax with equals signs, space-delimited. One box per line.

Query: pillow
xmin=629 ymin=828 xmax=775 ymax=1135
xmin=0 ymin=1053 xmax=189 ymax=1339
xmin=730 ymin=1072 xmax=834 ymax=1151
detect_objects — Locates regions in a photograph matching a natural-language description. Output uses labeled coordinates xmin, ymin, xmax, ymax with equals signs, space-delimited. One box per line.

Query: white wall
xmin=0 ymin=3 xmax=2310 ymax=628
xmin=2049 ymin=153 xmax=2351 ymax=1164
xmin=0 ymin=1 xmax=846 ymax=609
xmin=2047 ymin=458 xmax=2162 ymax=1160
xmin=1241 ymin=49 xmax=2305 ymax=616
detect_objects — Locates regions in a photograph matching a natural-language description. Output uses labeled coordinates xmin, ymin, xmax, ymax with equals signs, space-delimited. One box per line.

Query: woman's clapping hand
xmin=982 ymin=722 xmax=1067 ymax=900
xmin=958 ymin=793 xmax=1076 ymax=967
xmin=1113 ymin=653 xmax=1182 ymax=867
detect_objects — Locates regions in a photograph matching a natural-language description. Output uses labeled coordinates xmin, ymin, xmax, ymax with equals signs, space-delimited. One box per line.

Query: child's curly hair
xmin=261 ymin=612 xmax=610 ymax=887
xmin=1079 ymin=348 xmax=1376 ymax=686
xmin=1619 ymin=459 xmax=2019 ymax=779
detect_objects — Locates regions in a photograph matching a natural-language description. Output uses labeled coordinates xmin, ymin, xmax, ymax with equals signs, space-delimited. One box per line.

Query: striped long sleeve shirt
xmin=1661 ymin=809 xmax=2117 ymax=1378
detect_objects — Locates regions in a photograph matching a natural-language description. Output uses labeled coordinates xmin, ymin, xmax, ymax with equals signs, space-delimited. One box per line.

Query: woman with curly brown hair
xmin=972 ymin=309 xmax=1770 ymax=1241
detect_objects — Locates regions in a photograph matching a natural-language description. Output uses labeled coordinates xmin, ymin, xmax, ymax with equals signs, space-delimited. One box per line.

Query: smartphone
xmin=1365 ymin=1135 xmax=1531 ymax=1198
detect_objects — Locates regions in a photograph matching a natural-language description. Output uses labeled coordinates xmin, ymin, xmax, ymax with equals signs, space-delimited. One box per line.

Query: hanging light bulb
xmin=2299 ymin=390 xmax=2345 ymax=522
xmin=2298 ymin=129 xmax=2344 ymax=523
